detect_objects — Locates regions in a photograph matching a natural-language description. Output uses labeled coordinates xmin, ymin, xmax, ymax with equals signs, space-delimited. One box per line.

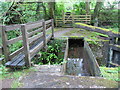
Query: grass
xmin=0 ymin=66 xmax=37 ymax=88
xmin=0 ymin=67 xmax=37 ymax=79
xmin=63 ymin=28 xmax=108 ymax=41
xmin=11 ymin=80 xmax=24 ymax=88
xmin=100 ymin=66 xmax=120 ymax=82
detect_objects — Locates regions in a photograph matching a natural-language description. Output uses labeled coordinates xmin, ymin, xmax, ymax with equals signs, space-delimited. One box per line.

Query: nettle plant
xmin=34 ymin=39 xmax=64 ymax=65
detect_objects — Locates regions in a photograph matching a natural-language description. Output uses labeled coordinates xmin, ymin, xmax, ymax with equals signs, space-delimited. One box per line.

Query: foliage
xmin=99 ymin=9 xmax=118 ymax=27
xmin=55 ymin=2 xmax=65 ymax=17
xmin=0 ymin=65 xmax=37 ymax=88
xmin=33 ymin=39 xmax=65 ymax=65
xmin=0 ymin=65 xmax=8 ymax=78
xmin=100 ymin=66 xmax=119 ymax=82
xmin=11 ymin=80 xmax=23 ymax=88
xmin=0 ymin=65 xmax=37 ymax=79
xmin=73 ymin=2 xmax=86 ymax=15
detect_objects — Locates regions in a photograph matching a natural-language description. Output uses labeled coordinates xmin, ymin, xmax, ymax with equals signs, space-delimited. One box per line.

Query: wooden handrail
xmin=1 ymin=19 xmax=54 ymax=67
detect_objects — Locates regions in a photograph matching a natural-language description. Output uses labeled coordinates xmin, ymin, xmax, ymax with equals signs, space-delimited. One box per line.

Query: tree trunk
xmin=41 ymin=3 xmax=48 ymax=20
xmin=85 ymin=1 xmax=90 ymax=14
xmin=48 ymin=2 xmax=55 ymax=19
xmin=93 ymin=0 xmax=103 ymax=26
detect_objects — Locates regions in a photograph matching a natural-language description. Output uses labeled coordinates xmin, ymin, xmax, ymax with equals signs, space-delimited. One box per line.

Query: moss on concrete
xmin=76 ymin=23 xmax=120 ymax=35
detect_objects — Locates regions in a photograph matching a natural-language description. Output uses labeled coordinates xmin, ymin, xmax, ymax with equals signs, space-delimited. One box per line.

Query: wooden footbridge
xmin=0 ymin=19 xmax=54 ymax=67
xmin=0 ymin=19 xmax=120 ymax=68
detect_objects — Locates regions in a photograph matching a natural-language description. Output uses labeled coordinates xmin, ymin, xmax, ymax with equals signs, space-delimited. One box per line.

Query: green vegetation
xmin=76 ymin=23 xmax=119 ymax=34
xmin=63 ymin=28 xmax=108 ymax=42
xmin=100 ymin=66 xmax=120 ymax=82
xmin=0 ymin=66 xmax=37 ymax=80
xmin=0 ymin=1 xmax=119 ymax=88
xmin=33 ymin=39 xmax=65 ymax=65
xmin=0 ymin=65 xmax=37 ymax=88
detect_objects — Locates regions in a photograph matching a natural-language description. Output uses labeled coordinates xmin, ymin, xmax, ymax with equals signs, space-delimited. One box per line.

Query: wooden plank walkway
xmin=5 ymin=34 xmax=51 ymax=67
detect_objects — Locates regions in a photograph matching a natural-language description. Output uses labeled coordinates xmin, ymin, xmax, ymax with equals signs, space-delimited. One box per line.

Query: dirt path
xmin=54 ymin=28 xmax=74 ymax=38
xmin=20 ymin=65 xmax=118 ymax=88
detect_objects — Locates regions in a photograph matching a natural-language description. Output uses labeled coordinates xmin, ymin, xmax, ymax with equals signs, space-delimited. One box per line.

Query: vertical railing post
xmin=21 ymin=24 xmax=31 ymax=67
xmin=2 ymin=25 xmax=10 ymax=61
xmin=51 ymin=19 xmax=54 ymax=38
xmin=72 ymin=14 xmax=74 ymax=27
xmin=86 ymin=14 xmax=87 ymax=24
xmin=42 ymin=20 xmax=47 ymax=51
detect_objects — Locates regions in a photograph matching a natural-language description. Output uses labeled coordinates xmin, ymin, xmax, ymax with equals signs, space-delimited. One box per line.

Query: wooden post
xmin=72 ymin=14 xmax=74 ymax=27
xmin=86 ymin=14 xmax=87 ymax=24
xmin=63 ymin=13 xmax=65 ymax=26
xmin=21 ymin=24 xmax=31 ymax=67
xmin=2 ymin=25 xmax=10 ymax=61
xmin=43 ymin=20 xmax=47 ymax=51
xmin=55 ymin=17 xmax=57 ymax=27
xmin=51 ymin=19 xmax=54 ymax=39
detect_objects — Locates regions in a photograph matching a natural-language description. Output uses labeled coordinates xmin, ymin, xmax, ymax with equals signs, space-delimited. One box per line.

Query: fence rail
xmin=1 ymin=19 xmax=54 ymax=67
xmin=56 ymin=14 xmax=91 ymax=27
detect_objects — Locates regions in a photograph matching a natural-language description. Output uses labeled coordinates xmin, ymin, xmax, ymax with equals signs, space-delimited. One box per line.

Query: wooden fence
xmin=1 ymin=19 xmax=54 ymax=67
xmin=56 ymin=14 xmax=91 ymax=27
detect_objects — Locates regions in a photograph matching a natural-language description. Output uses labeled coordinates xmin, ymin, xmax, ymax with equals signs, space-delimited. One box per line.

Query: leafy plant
xmin=100 ymin=66 xmax=119 ymax=81
xmin=33 ymin=39 xmax=64 ymax=65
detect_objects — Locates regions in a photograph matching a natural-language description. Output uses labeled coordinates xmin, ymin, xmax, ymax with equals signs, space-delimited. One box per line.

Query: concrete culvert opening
xmin=65 ymin=37 xmax=101 ymax=76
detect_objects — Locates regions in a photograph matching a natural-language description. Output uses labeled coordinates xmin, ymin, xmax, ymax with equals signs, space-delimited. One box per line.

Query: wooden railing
xmin=1 ymin=19 xmax=54 ymax=67
xmin=55 ymin=14 xmax=91 ymax=27
xmin=2 ymin=24 xmax=22 ymax=61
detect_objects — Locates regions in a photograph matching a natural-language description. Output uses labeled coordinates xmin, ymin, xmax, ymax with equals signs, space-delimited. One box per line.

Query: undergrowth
xmin=0 ymin=65 xmax=37 ymax=88
xmin=33 ymin=39 xmax=65 ymax=65
xmin=100 ymin=66 xmax=120 ymax=82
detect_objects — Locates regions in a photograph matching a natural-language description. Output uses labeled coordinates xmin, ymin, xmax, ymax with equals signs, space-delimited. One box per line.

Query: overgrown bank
xmin=32 ymin=39 xmax=66 ymax=65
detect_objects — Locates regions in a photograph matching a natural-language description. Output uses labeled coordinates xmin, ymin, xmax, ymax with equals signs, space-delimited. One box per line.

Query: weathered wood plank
xmin=2 ymin=25 xmax=10 ymax=61
xmin=26 ymin=21 xmax=43 ymax=31
xmin=28 ymin=27 xmax=43 ymax=37
xmin=5 ymin=24 xmax=21 ymax=31
xmin=51 ymin=19 xmax=54 ymax=38
xmin=21 ymin=24 xmax=31 ymax=67
xmin=45 ymin=19 xmax=52 ymax=25
xmin=28 ymin=33 xmax=43 ymax=44
xmin=46 ymin=26 xmax=52 ymax=32
xmin=9 ymin=47 xmax=24 ymax=59
xmin=17 ymin=59 xmax=25 ymax=66
xmin=43 ymin=20 xmax=47 ymax=50
xmin=30 ymin=41 xmax=43 ymax=57
xmin=5 ymin=53 xmax=23 ymax=66
xmin=74 ymin=18 xmax=91 ymax=19
xmin=7 ymin=36 xmax=22 ymax=45
xmin=10 ymin=54 xmax=25 ymax=66
xmin=74 ymin=15 xmax=91 ymax=17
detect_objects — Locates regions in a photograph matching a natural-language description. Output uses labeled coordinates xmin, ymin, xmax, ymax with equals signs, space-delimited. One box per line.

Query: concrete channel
xmin=63 ymin=37 xmax=101 ymax=76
